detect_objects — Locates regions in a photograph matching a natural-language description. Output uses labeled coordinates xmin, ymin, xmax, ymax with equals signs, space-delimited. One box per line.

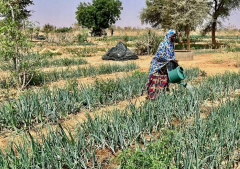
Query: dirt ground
xmin=84 ymin=51 xmax=240 ymax=75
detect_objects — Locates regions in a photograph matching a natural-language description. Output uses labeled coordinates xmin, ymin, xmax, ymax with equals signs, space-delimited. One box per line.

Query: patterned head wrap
xmin=164 ymin=29 xmax=176 ymax=43
xmin=149 ymin=29 xmax=176 ymax=76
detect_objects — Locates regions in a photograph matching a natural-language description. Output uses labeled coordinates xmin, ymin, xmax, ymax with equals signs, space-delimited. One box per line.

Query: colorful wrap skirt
xmin=146 ymin=71 xmax=169 ymax=100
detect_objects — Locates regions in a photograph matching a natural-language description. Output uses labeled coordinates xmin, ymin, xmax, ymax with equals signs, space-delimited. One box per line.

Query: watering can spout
xmin=179 ymin=82 xmax=187 ymax=88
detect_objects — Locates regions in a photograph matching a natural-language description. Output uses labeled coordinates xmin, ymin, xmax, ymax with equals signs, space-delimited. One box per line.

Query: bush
xmin=55 ymin=27 xmax=72 ymax=33
xmin=42 ymin=23 xmax=55 ymax=33
xmin=77 ymin=33 xmax=88 ymax=43
xmin=123 ymin=34 xmax=129 ymax=43
xmin=134 ymin=30 xmax=163 ymax=55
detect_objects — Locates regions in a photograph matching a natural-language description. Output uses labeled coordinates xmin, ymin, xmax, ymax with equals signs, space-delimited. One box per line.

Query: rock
xmin=102 ymin=42 xmax=139 ymax=61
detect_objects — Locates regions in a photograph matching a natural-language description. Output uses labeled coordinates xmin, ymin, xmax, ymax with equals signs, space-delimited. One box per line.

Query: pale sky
xmin=28 ymin=0 xmax=240 ymax=29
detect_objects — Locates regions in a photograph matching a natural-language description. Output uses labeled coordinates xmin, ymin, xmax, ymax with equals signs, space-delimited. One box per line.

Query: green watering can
xmin=167 ymin=66 xmax=187 ymax=87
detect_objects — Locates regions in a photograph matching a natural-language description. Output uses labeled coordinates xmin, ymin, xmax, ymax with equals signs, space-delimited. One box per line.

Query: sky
xmin=28 ymin=0 xmax=240 ymax=29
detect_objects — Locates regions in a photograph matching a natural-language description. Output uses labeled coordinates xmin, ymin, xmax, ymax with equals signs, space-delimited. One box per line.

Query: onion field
xmin=1 ymin=66 xmax=240 ymax=168
xmin=0 ymin=28 xmax=240 ymax=168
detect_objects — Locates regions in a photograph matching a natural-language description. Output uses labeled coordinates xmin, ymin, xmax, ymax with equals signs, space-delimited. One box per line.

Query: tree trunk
xmin=185 ymin=24 xmax=190 ymax=50
xmin=212 ymin=18 xmax=217 ymax=49
xmin=100 ymin=29 xmax=102 ymax=37
xmin=179 ymin=32 xmax=183 ymax=44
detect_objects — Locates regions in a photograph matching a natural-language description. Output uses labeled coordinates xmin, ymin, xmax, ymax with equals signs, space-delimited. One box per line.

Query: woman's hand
xmin=171 ymin=60 xmax=179 ymax=67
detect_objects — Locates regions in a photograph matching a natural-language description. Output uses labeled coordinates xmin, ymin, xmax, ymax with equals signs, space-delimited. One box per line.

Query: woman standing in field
xmin=146 ymin=29 xmax=178 ymax=100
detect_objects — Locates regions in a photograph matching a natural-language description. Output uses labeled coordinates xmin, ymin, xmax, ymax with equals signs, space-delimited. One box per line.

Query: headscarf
xmin=149 ymin=29 xmax=176 ymax=76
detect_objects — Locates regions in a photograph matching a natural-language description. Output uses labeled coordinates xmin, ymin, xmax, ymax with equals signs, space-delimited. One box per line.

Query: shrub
xmin=42 ymin=23 xmax=55 ymax=33
xmin=55 ymin=27 xmax=72 ymax=33
xmin=134 ymin=30 xmax=163 ymax=55
xmin=77 ymin=33 xmax=88 ymax=43
xmin=123 ymin=34 xmax=129 ymax=43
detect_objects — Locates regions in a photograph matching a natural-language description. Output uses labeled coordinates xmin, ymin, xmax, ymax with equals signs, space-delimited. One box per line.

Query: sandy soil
xmin=83 ymin=51 xmax=240 ymax=75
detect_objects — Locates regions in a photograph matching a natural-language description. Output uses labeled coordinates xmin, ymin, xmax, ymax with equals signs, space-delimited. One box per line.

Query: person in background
xmin=146 ymin=29 xmax=178 ymax=100
xmin=111 ymin=29 xmax=114 ymax=36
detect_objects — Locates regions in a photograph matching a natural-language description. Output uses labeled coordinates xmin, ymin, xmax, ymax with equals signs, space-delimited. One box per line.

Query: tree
xmin=76 ymin=0 xmax=122 ymax=36
xmin=0 ymin=0 xmax=33 ymax=22
xmin=140 ymin=0 xmax=209 ymax=50
xmin=203 ymin=0 xmax=240 ymax=48
xmin=140 ymin=0 xmax=171 ymax=29
xmin=0 ymin=0 xmax=37 ymax=89
xmin=42 ymin=23 xmax=56 ymax=40
xmin=42 ymin=23 xmax=55 ymax=33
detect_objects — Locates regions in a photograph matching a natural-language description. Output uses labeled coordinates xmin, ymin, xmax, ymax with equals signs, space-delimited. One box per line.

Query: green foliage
xmin=0 ymin=1 xmax=37 ymax=89
xmin=2 ymin=67 xmax=240 ymax=168
xmin=77 ymin=33 xmax=88 ymax=43
xmin=123 ymin=34 xmax=129 ymax=43
xmin=140 ymin=0 xmax=209 ymax=50
xmin=55 ymin=27 xmax=72 ymax=33
xmin=140 ymin=0 xmax=168 ymax=28
xmin=108 ymin=36 xmax=137 ymax=41
xmin=0 ymin=0 xmax=34 ymax=21
xmin=134 ymin=30 xmax=163 ymax=55
xmin=65 ymin=47 xmax=105 ymax=57
xmin=0 ymin=68 xmax=146 ymax=129
xmin=0 ymin=63 xmax=139 ymax=88
xmin=39 ymin=58 xmax=88 ymax=68
xmin=42 ymin=23 xmax=55 ymax=33
xmin=75 ymin=0 xmax=123 ymax=30
xmin=140 ymin=0 xmax=208 ymax=30
xmin=225 ymin=46 xmax=240 ymax=52
xmin=204 ymin=0 xmax=240 ymax=30
xmin=43 ymin=52 xmax=62 ymax=57
xmin=203 ymin=0 xmax=240 ymax=48
xmin=132 ymin=70 xmax=147 ymax=77
xmin=77 ymin=28 xmax=89 ymax=44
xmin=118 ymin=131 xmax=177 ymax=169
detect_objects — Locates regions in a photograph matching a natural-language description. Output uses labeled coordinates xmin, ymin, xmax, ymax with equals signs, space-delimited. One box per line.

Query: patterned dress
xmin=146 ymin=30 xmax=176 ymax=100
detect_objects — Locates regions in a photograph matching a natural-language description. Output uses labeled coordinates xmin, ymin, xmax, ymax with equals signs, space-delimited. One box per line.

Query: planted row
xmin=119 ymin=95 xmax=240 ymax=168
xmin=1 ymin=69 xmax=239 ymax=168
xmin=1 ymin=79 xmax=239 ymax=168
xmin=2 ymin=68 xmax=236 ymax=168
xmin=65 ymin=47 xmax=106 ymax=57
xmin=197 ymin=71 xmax=240 ymax=101
xmin=0 ymin=62 xmax=139 ymax=88
xmin=0 ymin=67 xmax=200 ymax=130
xmin=0 ymin=71 xmax=147 ymax=130
xmin=38 ymin=58 xmax=88 ymax=68
xmin=30 ymin=62 xmax=139 ymax=85
xmin=0 ymin=76 xmax=201 ymax=168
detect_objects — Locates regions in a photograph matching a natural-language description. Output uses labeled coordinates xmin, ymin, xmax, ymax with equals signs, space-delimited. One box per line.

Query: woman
xmin=146 ymin=29 xmax=178 ymax=100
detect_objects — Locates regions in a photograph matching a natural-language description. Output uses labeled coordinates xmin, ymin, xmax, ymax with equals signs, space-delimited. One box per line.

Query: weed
xmin=118 ymin=131 xmax=177 ymax=169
